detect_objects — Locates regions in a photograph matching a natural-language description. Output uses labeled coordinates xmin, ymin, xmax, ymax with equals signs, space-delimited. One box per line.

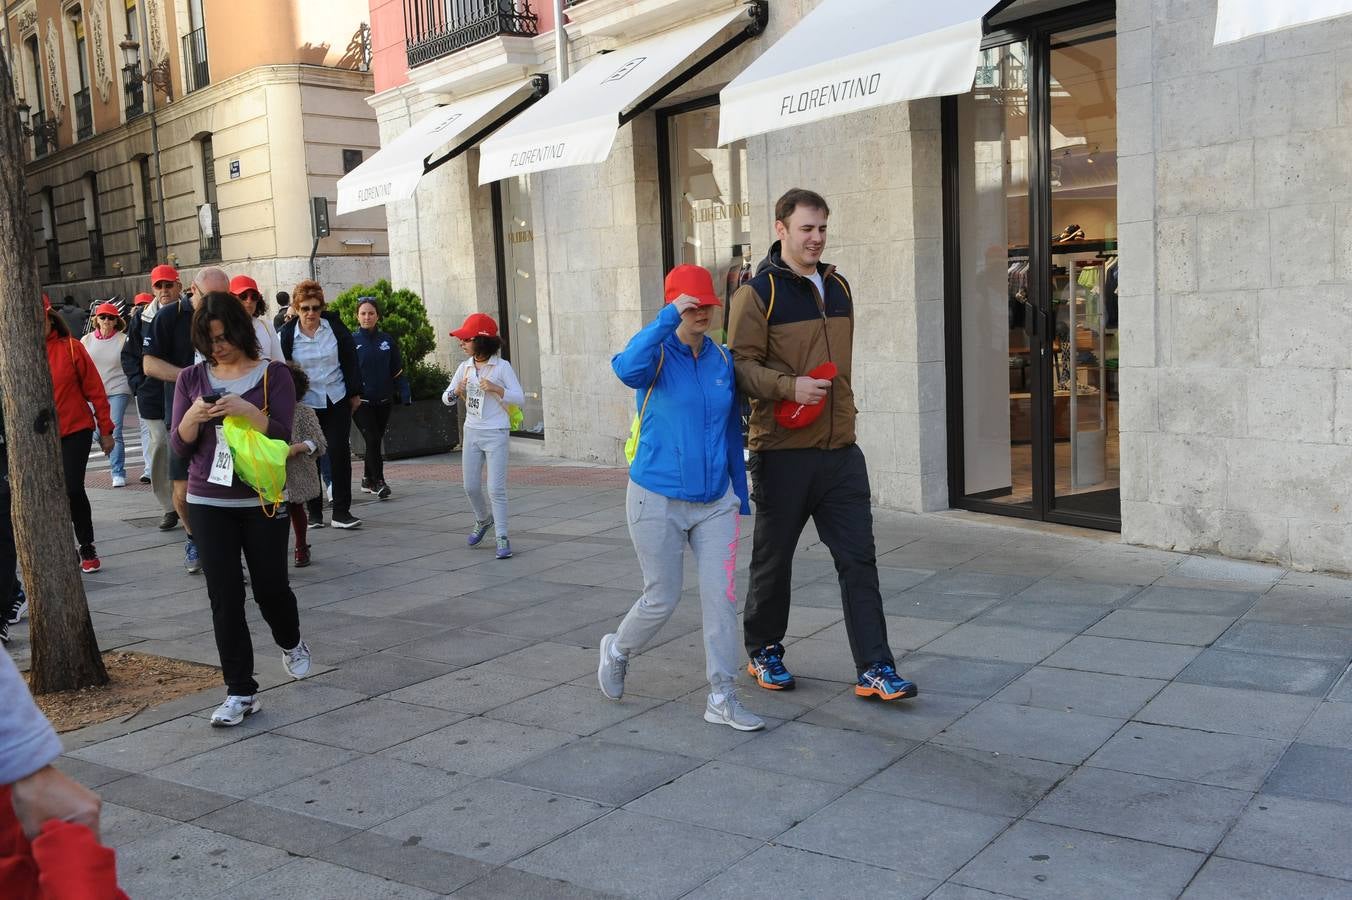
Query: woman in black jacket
xmin=352 ymin=297 xmax=411 ymax=500
xmin=279 ymin=280 xmax=364 ymax=530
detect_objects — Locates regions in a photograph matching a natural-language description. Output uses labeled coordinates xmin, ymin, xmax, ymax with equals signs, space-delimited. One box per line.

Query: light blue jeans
xmin=462 ymin=426 xmax=510 ymax=538
xmin=95 ymin=393 xmax=131 ymax=479
xmin=615 ymin=481 xmax=742 ymax=692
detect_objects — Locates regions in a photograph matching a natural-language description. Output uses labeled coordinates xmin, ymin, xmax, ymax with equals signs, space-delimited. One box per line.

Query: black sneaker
xmin=8 ymin=590 xmax=27 ymax=625
xmin=157 ymin=510 xmax=179 ymax=531
xmin=360 ymin=478 xmax=376 ymax=494
xmin=0 ymin=618 xmax=9 ymax=644
xmin=138 ymin=473 xmax=151 ymax=485
xmin=331 ymin=512 xmax=362 ymax=530
xmin=308 ymin=509 xmax=326 ymax=529
xmin=377 ymin=482 xmax=391 ymax=500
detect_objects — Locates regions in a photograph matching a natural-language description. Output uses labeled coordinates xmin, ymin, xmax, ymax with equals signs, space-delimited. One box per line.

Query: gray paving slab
xmin=225 ymin=858 xmax=440 ymax=900
xmin=192 ymin=800 xmax=361 ymax=855
xmin=149 ymin=732 xmax=359 ymax=798
xmin=893 ymin=653 xmax=1029 ymax=699
xmin=590 ymin=698 xmax=763 ymax=759
xmin=934 ymin=701 xmax=1123 ymax=765
xmin=1086 ymin=609 xmax=1238 ymax=646
xmin=800 ymin=689 xmax=981 ymax=742
xmin=1243 ymin=590 xmax=1352 ymax=627
xmin=306 ymin=652 xmax=456 ymax=695
xmin=1042 ymin=634 xmax=1202 ymax=679
xmin=486 ymin=682 xmax=663 ymax=735
xmin=1263 ymin=743 xmax=1352 ymax=805
xmin=1014 ymin=577 xmax=1143 ymax=606
xmin=382 ymin=715 xmax=576 ymax=776
xmin=450 ymin=867 xmax=623 ymax=899
xmin=385 ymin=663 xmax=556 ymax=713
xmin=499 ymin=737 xmax=701 ymax=805
xmin=1126 ymin=585 xmax=1262 ymax=616
xmin=1180 ymin=857 xmax=1352 ymax=899
xmin=573 ymin=648 xmax=716 ymax=700
xmin=863 ymin=744 xmax=1070 ymax=818
xmin=992 ymin=666 xmax=1166 ymax=718
xmin=719 ymin=720 xmax=912 ymax=786
xmin=926 ymin=886 xmax=1023 ymax=900
xmin=1332 ymin=665 xmax=1352 ymax=702
xmin=1218 ymin=794 xmax=1352 ymax=880
xmin=884 ymin=590 xmax=1003 ymax=622
xmin=275 ymin=698 xmax=462 ymax=752
xmin=971 ymin=600 xmax=1109 ymax=633
xmin=914 ymin=571 xmax=1038 ymax=598
xmin=1214 ymin=621 xmax=1352 ymax=663
xmin=1178 ymin=648 xmax=1346 ymax=696
xmin=1087 ymin=721 xmax=1287 ymax=791
xmin=313 ymin=831 xmax=494 ymax=895
xmin=116 ymin=822 xmax=292 ymax=899
xmin=624 ymin=760 xmax=845 ymax=839
xmin=953 ymin=820 xmax=1204 ymax=900
xmin=253 ymin=754 xmax=470 ymax=827
xmin=918 ymin=623 xmax=1075 ymax=665
xmin=66 ymin=713 xmax=246 ymax=774
xmin=97 ymin=773 xmax=238 ymax=821
xmin=479 ymin=640 xmax=601 ymax=680
xmin=99 ymin=801 xmax=179 ymax=849
xmin=185 ymin=681 xmax=370 ymax=731
xmin=1028 ymin=766 xmax=1251 ymax=852
xmin=396 ymin=628 xmax=532 ymax=666
xmin=1298 ymin=701 xmax=1352 ymax=749
xmin=764 ymin=635 xmax=861 ymax=682
xmin=812 ymin=613 xmax=957 ymax=650
xmin=685 ymin=845 xmax=938 ymax=900
xmin=371 ymin=778 xmax=608 ymax=865
xmin=1136 ymin=683 xmax=1321 ymax=741
xmin=779 ymin=789 xmax=1010 ymax=879
xmin=513 ymin=809 xmax=760 ymax=900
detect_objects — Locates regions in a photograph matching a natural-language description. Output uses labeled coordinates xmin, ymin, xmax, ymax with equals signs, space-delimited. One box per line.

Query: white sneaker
xmin=283 ymin=639 xmax=311 ymax=679
xmin=110 ymin=474 xmax=126 ymax=488
xmin=210 ymin=695 xmax=259 ymax=727
xmin=704 ymin=689 xmax=765 ymax=732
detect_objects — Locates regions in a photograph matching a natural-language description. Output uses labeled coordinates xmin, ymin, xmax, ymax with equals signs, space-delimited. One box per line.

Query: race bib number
xmin=208 ymin=426 xmax=235 ymax=486
xmin=465 ymin=378 xmax=484 ymax=420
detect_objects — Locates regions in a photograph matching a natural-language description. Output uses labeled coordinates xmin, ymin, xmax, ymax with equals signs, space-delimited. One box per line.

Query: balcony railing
xmin=124 ymin=64 xmax=145 ymax=118
xmin=199 ymin=204 xmax=220 ymax=262
xmin=74 ymin=88 xmax=92 ymax=140
xmin=46 ymin=239 xmax=60 ymax=283
xmin=405 ymin=1 xmax=538 ymax=69
xmin=138 ymin=217 xmax=157 ymax=272
xmin=88 ymin=229 xmax=105 ymax=277
xmin=32 ymin=111 xmax=56 ymax=157
xmin=183 ymin=27 xmax=210 ymax=93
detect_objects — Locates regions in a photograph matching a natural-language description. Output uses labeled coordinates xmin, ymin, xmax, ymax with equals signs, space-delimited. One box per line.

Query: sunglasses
xmin=297 ymin=305 xmax=322 ymax=313
xmin=96 ymin=314 xmax=118 ymax=320
xmin=152 ymin=282 xmax=175 ymax=289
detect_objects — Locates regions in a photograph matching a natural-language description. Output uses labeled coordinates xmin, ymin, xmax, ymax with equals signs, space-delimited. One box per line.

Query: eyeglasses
xmin=96 ymin=314 xmax=117 ymax=320
xmin=209 ymin=334 xmax=232 ymax=346
xmin=297 ymin=305 xmax=322 ymax=313
xmin=152 ymin=282 xmax=174 ymax=289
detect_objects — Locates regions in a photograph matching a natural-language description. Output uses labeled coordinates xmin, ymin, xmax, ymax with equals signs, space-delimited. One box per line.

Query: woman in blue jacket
xmin=597 ymin=265 xmax=761 ymax=732
xmin=352 ymin=297 xmax=411 ymax=500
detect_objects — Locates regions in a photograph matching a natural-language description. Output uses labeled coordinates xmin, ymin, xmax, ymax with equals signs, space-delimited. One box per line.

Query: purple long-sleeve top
xmin=170 ymin=360 xmax=295 ymax=502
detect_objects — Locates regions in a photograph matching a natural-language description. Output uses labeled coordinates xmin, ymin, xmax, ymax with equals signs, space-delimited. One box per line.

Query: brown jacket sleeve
xmin=727 ymin=282 xmax=795 ymax=402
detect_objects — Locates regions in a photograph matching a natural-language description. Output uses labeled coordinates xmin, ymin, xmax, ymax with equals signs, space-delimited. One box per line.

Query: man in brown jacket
xmin=728 ymin=188 xmax=917 ymax=702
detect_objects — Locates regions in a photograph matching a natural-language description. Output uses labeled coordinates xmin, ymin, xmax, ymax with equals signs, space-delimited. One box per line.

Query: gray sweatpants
xmin=142 ymin=417 xmax=174 ymax=514
xmin=615 ymin=480 xmax=742 ymax=692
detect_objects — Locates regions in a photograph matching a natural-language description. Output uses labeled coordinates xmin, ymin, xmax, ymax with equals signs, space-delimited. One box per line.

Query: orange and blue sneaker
xmin=747 ymin=643 xmax=795 ymax=691
xmin=855 ymin=662 xmax=918 ymax=701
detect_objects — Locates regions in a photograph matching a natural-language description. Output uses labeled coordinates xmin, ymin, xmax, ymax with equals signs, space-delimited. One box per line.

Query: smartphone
xmin=200 ymin=393 xmax=221 ymax=405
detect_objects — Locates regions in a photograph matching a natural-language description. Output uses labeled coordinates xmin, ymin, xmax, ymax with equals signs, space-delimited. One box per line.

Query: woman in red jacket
xmin=44 ymin=298 xmax=113 ymax=573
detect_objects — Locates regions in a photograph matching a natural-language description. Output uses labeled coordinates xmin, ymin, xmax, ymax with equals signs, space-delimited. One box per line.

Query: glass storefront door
xmin=493 ymin=176 xmax=545 ymax=435
xmin=946 ymin=8 xmax=1119 ymax=530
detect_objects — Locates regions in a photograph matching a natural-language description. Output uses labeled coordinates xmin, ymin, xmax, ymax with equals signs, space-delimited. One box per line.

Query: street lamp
xmin=118 ymin=35 xmax=172 ymax=103
xmin=16 ymin=100 xmax=60 ymax=149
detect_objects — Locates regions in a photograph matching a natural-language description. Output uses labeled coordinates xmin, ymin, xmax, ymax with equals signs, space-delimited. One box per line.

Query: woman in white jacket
xmin=442 ymin=313 xmax=523 ymax=559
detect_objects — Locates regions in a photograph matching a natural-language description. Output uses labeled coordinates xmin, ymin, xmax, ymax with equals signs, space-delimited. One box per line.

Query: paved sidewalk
xmin=10 ymin=450 xmax=1352 ymax=898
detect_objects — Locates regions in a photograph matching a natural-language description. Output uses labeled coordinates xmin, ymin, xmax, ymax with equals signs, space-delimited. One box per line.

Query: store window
xmin=493 ymin=176 xmax=544 ymax=436
xmin=658 ymin=99 xmax=752 ymax=340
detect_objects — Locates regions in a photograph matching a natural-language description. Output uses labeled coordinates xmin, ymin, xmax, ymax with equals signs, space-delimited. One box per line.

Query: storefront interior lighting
xmin=518 ymin=314 xmax=533 ymax=324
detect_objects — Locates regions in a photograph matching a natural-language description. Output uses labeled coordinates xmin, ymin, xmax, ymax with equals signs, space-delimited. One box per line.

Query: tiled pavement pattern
xmin=10 ymin=452 xmax=1352 ymax=898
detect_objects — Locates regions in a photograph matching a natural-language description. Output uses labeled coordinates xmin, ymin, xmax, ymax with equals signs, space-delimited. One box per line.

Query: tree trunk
xmin=0 ymin=53 xmax=107 ymax=692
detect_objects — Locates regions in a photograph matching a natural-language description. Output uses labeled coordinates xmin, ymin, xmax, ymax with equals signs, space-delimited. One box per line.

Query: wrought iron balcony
xmin=74 ymin=88 xmax=93 ymax=140
xmin=46 ymin=239 xmax=60 ymax=283
xmin=138 ymin=217 xmax=157 ymax=272
xmin=31 ymin=111 xmax=56 ymax=157
xmin=88 ymin=229 xmax=105 ymax=277
xmin=123 ymin=63 xmax=146 ymax=118
xmin=199 ymin=204 xmax=220 ymax=263
xmin=405 ymin=1 xmax=538 ymax=69
xmin=183 ymin=27 xmax=210 ymax=93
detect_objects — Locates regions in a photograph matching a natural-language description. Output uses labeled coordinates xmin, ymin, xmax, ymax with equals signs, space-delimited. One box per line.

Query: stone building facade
xmin=361 ymin=0 xmax=1351 ymax=574
xmin=5 ymin=0 xmax=390 ymax=304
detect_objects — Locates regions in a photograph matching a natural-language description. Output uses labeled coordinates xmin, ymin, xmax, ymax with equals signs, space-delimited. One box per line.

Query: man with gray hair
xmin=144 ymin=266 xmax=229 ymax=574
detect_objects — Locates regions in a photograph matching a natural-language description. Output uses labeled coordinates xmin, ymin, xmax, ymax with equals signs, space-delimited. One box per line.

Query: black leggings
xmin=60 ymin=429 xmax=95 ymax=547
xmin=354 ymin=402 xmax=393 ymax=485
xmin=189 ymin=502 xmax=301 ymax=696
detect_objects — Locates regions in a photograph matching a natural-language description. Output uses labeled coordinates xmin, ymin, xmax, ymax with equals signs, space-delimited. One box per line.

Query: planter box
xmin=351 ymin=398 xmax=459 ymax=461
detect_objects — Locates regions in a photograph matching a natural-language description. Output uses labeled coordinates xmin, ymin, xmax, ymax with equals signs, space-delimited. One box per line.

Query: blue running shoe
xmin=467 ymin=518 xmax=493 ymax=547
xmin=855 ymin=662 xmax=917 ymax=701
xmin=747 ymin=643 xmax=795 ymax=691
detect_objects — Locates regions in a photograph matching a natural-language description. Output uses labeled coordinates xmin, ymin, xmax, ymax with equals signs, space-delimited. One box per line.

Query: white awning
xmin=1214 ymin=0 xmax=1352 ymax=44
xmin=337 ymin=80 xmax=537 ymax=214
xmin=718 ymin=0 xmax=995 ymax=145
xmin=478 ymin=7 xmax=747 ymax=185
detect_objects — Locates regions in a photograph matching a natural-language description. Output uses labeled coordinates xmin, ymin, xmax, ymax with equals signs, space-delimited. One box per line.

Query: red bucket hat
xmin=774 ymin=362 xmax=838 ymax=430
xmin=450 ymin=312 xmax=499 ymax=340
xmin=663 ymin=264 xmax=721 ymax=307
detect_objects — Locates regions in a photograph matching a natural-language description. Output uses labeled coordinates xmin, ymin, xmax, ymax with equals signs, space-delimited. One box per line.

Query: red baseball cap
xmin=774 ymin=362 xmax=838 ymax=430
xmin=229 ymin=275 xmax=260 ymax=297
xmin=450 ymin=312 xmax=499 ymax=340
xmin=664 ymin=264 xmax=721 ymax=307
xmin=93 ymin=302 xmax=121 ymax=318
xmin=133 ymin=292 xmax=154 ymax=305
xmin=149 ymin=264 xmax=179 ymax=286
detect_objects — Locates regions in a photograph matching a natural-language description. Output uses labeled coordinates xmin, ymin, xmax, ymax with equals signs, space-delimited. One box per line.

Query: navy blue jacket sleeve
xmin=389 ymin=335 xmax=411 ymax=404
